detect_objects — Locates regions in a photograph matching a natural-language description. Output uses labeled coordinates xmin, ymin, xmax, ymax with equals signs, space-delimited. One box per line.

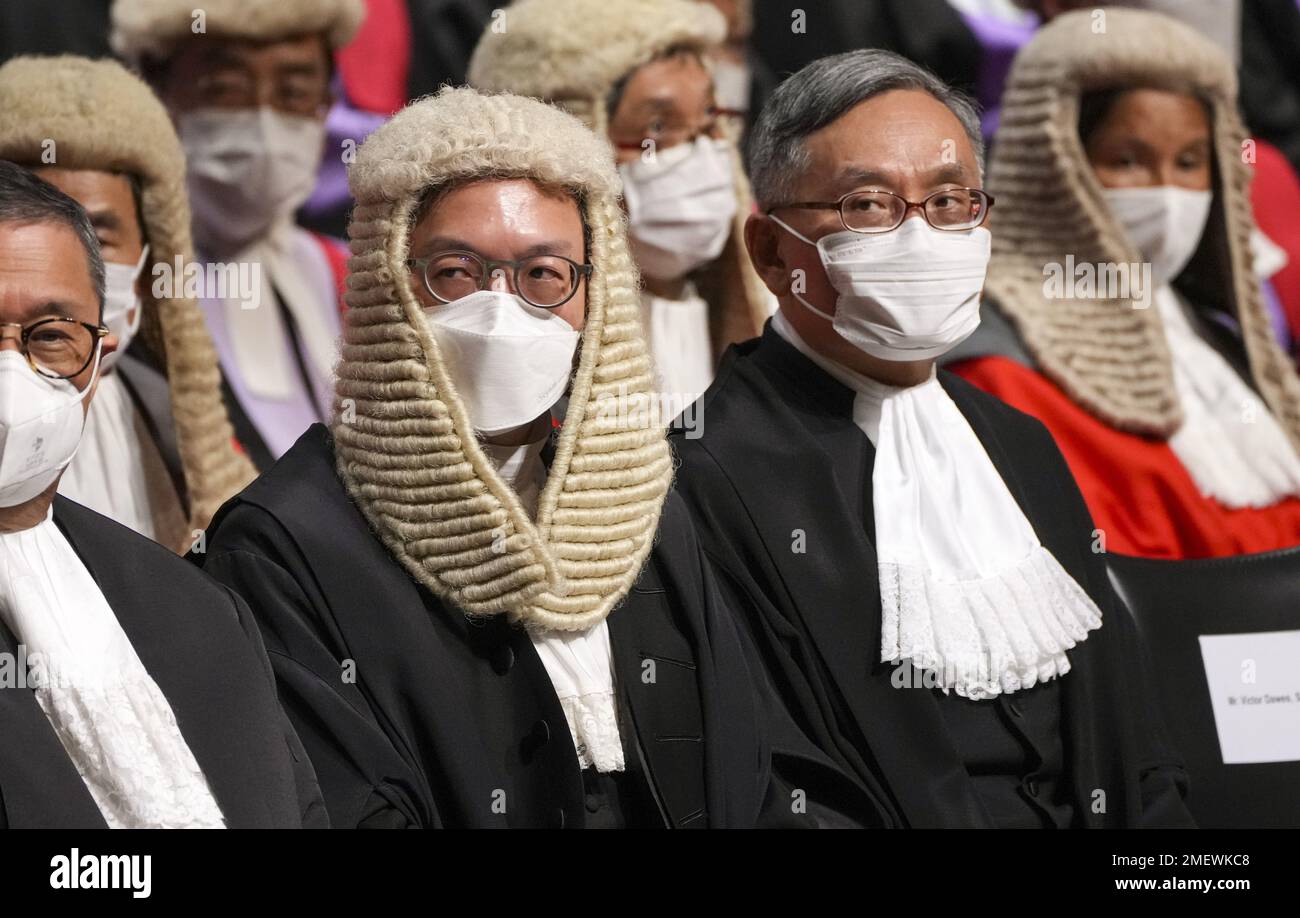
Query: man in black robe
xmin=198 ymin=87 xmax=875 ymax=829
xmin=0 ymin=160 xmax=324 ymax=829
xmin=671 ymin=50 xmax=1197 ymax=828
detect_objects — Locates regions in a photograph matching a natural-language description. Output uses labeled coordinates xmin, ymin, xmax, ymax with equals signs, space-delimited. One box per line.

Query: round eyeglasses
xmin=407 ymin=250 xmax=594 ymax=309
xmin=770 ymin=187 xmax=994 ymax=234
xmin=0 ymin=318 xmax=108 ymax=380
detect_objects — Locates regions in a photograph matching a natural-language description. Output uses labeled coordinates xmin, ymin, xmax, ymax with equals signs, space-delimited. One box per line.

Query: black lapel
xmin=0 ymin=611 xmax=107 ymax=828
xmin=606 ymin=561 xmax=707 ymax=828
xmin=51 ymin=497 xmax=274 ymax=828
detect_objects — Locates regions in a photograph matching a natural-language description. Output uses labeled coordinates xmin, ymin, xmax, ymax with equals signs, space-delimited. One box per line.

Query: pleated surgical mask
xmin=619 ymin=135 xmax=737 ymax=281
xmin=100 ymin=245 xmax=149 ymax=372
xmin=1103 ymin=185 xmax=1213 ymax=287
xmin=180 ymin=107 xmax=326 ymax=255
xmin=771 ymin=214 xmax=991 ymax=362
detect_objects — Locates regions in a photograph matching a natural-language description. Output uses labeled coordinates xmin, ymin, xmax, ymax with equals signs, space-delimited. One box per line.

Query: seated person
xmin=0 ymin=161 xmax=323 ymax=828
xmin=947 ymin=8 xmax=1300 ymax=559
xmin=0 ymin=55 xmax=254 ymax=551
xmin=673 ymin=49 xmax=1196 ymax=828
xmin=197 ymin=87 xmax=875 ymax=828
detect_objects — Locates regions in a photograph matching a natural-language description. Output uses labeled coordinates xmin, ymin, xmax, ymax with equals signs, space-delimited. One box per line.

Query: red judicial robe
xmin=949 ymin=355 xmax=1300 ymax=559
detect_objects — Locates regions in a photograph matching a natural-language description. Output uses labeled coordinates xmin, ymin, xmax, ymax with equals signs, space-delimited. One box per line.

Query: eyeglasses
xmin=0 ymin=318 xmax=108 ymax=380
xmin=407 ymin=251 xmax=594 ymax=309
xmin=770 ymin=187 xmax=994 ymax=234
xmin=611 ymin=113 xmax=723 ymax=153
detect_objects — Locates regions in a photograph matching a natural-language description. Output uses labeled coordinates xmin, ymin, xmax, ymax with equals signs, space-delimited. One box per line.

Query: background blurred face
xmin=156 ymin=32 xmax=332 ymax=120
xmin=746 ymin=88 xmax=982 ymax=378
xmin=1084 ymin=88 xmax=1212 ymax=191
xmin=32 ymin=168 xmax=146 ymax=304
xmin=0 ymin=220 xmax=111 ymax=403
xmin=407 ymin=178 xmax=588 ymax=331
xmin=608 ymin=51 xmax=722 ymax=165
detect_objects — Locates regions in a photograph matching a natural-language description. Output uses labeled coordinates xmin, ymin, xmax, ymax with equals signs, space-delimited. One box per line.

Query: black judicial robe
xmin=671 ymin=323 xmax=1197 ymax=829
xmin=198 ymin=424 xmax=871 ymax=828
xmin=0 ymin=497 xmax=326 ymax=829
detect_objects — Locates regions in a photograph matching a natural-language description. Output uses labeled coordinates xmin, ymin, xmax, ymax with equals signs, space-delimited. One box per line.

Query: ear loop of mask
xmin=766 ymin=213 xmax=839 ymax=323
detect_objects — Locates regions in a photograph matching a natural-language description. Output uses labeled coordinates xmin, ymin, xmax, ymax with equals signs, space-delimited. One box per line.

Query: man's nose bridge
xmin=487 ymin=267 xmax=514 ymax=293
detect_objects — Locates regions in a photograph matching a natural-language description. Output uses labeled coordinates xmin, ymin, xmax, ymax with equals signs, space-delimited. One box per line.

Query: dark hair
xmin=1077 ymin=85 xmax=1210 ymax=146
xmin=747 ymin=49 xmax=984 ymax=210
xmin=0 ymin=159 xmax=106 ymax=315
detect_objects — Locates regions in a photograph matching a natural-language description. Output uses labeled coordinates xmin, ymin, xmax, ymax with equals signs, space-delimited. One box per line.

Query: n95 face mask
xmin=100 ymin=245 xmax=149 ymax=372
xmin=1103 ymin=185 xmax=1213 ymax=287
xmin=771 ymin=214 xmax=991 ymax=362
xmin=0 ymin=349 xmax=100 ymax=507
xmin=619 ymin=135 xmax=738 ymax=281
xmin=423 ymin=290 xmax=581 ymax=436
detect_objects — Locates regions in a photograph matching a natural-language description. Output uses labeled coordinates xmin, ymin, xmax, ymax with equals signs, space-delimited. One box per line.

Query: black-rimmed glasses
xmin=407 ymin=251 xmax=594 ymax=309
xmin=0 ymin=318 xmax=108 ymax=380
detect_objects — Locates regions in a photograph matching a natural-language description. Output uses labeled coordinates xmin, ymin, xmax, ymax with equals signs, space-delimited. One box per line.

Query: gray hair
xmin=0 ymin=159 xmax=106 ymax=316
xmin=748 ymin=50 xmax=985 ymax=210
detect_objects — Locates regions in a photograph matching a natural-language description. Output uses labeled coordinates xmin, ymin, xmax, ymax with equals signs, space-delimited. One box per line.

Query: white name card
xmin=1198 ymin=630 xmax=1300 ymax=765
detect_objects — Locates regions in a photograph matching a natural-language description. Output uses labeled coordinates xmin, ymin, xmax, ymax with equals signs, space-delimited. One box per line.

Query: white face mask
xmin=771 ymin=214 xmax=992 ymax=362
xmin=1103 ymin=185 xmax=1213 ymax=288
xmin=0 ymin=348 xmax=100 ymax=508
xmin=619 ymin=135 xmax=738 ymax=281
xmin=100 ymin=245 xmax=149 ymax=372
xmin=179 ymin=107 xmax=326 ymax=255
xmin=423 ymin=290 xmax=581 ymax=436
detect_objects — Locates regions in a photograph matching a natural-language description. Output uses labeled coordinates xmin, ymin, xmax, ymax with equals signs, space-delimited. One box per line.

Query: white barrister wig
xmin=110 ymin=0 xmax=366 ymax=62
xmin=336 ymin=86 xmax=673 ymax=631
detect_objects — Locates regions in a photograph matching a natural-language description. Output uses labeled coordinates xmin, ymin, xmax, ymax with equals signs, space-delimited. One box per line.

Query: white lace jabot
xmin=772 ymin=311 xmax=1103 ymax=699
xmin=1156 ymin=286 xmax=1300 ymax=508
xmin=0 ymin=510 xmax=225 ymax=827
xmin=481 ymin=437 xmax=626 ymax=772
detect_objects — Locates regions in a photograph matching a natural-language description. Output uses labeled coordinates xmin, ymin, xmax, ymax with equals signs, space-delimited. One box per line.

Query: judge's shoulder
xmin=54 ymin=495 xmax=251 ymax=625
xmin=200 ymin=423 xmax=351 ymax=553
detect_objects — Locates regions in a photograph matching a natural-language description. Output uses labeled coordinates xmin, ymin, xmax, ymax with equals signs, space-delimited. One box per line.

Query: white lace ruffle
xmin=555 ymin=690 xmax=626 ymax=773
xmin=880 ymin=545 xmax=1104 ymax=700
xmin=35 ymin=675 xmax=226 ymax=829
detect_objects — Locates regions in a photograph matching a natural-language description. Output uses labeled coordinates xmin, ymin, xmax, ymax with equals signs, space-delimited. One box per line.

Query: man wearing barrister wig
xmin=947 ymin=8 xmax=1300 ymax=560
xmin=672 ymin=49 xmax=1196 ymax=827
xmin=0 ymin=162 xmax=324 ymax=828
xmin=469 ymin=0 xmax=771 ymax=410
xmin=111 ymin=0 xmax=364 ymax=467
xmin=0 ymin=56 xmax=255 ymax=553
xmin=198 ymin=87 xmax=877 ymax=828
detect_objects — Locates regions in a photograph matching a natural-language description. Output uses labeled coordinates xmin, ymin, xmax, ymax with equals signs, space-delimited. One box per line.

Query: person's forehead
xmin=621 ymin=54 xmax=713 ymax=110
xmin=0 ymin=221 xmax=99 ymax=319
xmin=797 ymin=89 xmax=977 ymax=192
xmin=30 ymin=167 xmax=136 ymax=214
xmin=411 ymin=178 xmax=584 ymax=254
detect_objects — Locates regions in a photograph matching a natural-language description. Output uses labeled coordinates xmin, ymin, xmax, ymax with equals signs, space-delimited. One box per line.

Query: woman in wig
xmin=948 ymin=8 xmax=1300 ymax=559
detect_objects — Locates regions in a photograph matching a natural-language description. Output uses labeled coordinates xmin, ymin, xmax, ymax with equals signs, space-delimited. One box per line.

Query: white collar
xmin=772 ymin=310 xmax=1103 ymax=698
xmin=1156 ymin=286 xmax=1300 ymax=507
xmin=0 ymin=510 xmax=225 ymax=826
